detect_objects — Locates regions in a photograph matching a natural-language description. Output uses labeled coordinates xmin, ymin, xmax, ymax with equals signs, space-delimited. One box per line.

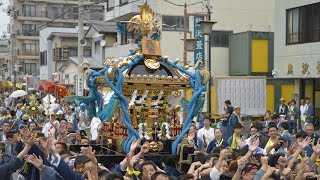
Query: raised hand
xmin=48 ymin=133 xmax=58 ymax=154
xmin=260 ymin=156 xmax=269 ymax=166
xmin=248 ymin=139 xmax=260 ymax=152
xmin=23 ymin=132 xmax=36 ymax=147
xmin=130 ymin=139 xmax=141 ymax=155
xmin=26 ymin=154 xmax=44 ymax=170
xmin=87 ymin=146 xmax=96 ymax=160
xmin=59 ymin=125 xmax=67 ymax=135
xmin=277 ymin=156 xmax=288 ymax=167
xmin=237 ymin=157 xmax=246 ymax=171
xmin=298 ymin=137 xmax=312 ymax=149
xmin=85 ymin=170 xmax=93 ymax=180
xmin=289 ymin=141 xmax=298 ymax=154
xmin=220 ymin=148 xmax=230 ymax=157
xmin=263 ymin=166 xmax=277 ymax=178
xmin=140 ymin=142 xmax=150 ymax=155
xmin=20 ymin=127 xmax=31 ymax=139
xmin=128 ymin=152 xmax=141 ymax=169
xmin=282 ymin=166 xmax=291 ymax=177
xmin=312 ymin=139 xmax=320 ymax=154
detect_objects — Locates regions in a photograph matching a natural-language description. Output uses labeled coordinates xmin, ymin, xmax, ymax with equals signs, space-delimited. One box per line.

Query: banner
xmin=194 ymin=16 xmax=205 ymax=68
xmin=75 ymin=73 xmax=83 ymax=96
xmin=26 ymin=76 xmax=35 ymax=90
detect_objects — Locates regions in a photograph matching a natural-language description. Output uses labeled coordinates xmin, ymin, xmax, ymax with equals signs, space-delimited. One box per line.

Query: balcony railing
xmin=21 ymin=50 xmax=39 ymax=56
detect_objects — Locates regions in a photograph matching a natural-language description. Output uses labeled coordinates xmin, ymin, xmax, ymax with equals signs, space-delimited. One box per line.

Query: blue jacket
xmin=53 ymin=155 xmax=84 ymax=180
xmin=20 ymin=144 xmax=46 ymax=180
xmin=275 ymin=104 xmax=289 ymax=116
xmin=0 ymin=157 xmax=24 ymax=180
xmin=206 ymin=139 xmax=229 ymax=153
xmin=227 ymin=113 xmax=239 ymax=139
xmin=305 ymin=104 xmax=314 ymax=120
xmin=40 ymin=165 xmax=63 ymax=180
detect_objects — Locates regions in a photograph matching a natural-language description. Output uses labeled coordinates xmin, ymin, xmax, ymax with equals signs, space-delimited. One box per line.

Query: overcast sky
xmin=0 ymin=0 xmax=10 ymax=36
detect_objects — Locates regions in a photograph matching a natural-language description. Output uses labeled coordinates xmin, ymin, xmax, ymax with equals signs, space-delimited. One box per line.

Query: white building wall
xmin=274 ymin=0 xmax=320 ymax=79
xmin=105 ymin=0 xmax=274 ymax=76
xmin=91 ymin=33 xmax=104 ymax=64
xmin=39 ymin=27 xmax=78 ymax=81
xmin=63 ymin=63 xmax=79 ymax=84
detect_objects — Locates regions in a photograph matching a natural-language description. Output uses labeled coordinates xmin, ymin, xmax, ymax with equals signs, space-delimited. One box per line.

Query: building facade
xmin=274 ymin=0 xmax=320 ymax=117
xmin=104 ymin=0 xmax=274 ymax=76
xmin=0 ymin=38 xmax=10 ymax=80
xmin=104 ymin=0 xmax=274 ymax=114
xmin=8 ymin=0 xmax=105 ymax=80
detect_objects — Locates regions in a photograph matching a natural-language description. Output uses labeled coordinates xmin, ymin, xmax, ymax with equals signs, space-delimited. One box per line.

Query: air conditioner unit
xmin=113 ymin=42 xmax=120 ymax=47
xmin=127 ymin=39 xmax=134 ymax=44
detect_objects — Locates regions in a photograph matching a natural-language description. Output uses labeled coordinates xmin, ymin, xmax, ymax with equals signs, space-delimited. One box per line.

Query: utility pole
xmin=78 ymin=0 xmax=84 ymax=72
xmin=183 ymin=3 xmax=187 ymax=66
xmin=206 ymin=0 xmax=212 ymax=117
xmin=77 ymin=0 xmax=84 ymax=96
xmin=11 ymin=31 xmax=16 ymax=92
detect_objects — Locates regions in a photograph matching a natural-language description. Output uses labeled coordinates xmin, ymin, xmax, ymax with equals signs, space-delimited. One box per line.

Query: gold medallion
xmin=144 ymin=59 xmax=160 ymax=70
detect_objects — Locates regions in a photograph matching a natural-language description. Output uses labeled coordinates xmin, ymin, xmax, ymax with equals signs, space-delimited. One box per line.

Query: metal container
xmin=229 ymin=31 xmax=274 ymax=76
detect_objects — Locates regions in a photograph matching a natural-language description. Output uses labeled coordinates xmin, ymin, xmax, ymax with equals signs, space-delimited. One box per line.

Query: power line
xmin=14 ymin=0 xmax=106 ymax=36
xmin=18 ymin=0 xmax=143 ymax=36
xmin=162 ymin=0 xmax=203 ymax=7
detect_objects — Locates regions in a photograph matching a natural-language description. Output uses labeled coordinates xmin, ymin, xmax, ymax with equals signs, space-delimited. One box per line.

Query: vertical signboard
xmin=26 ymin=75 xmax=35 ymax=91
xmin=194 ymin=16 xmax=205 ymax=68
xmin=76 ymin=73 xmax=83 ymax=96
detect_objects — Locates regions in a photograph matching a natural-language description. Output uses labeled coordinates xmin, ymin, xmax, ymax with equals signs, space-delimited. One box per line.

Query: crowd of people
xmin=0 ymin=90 xmax=319 ymax=180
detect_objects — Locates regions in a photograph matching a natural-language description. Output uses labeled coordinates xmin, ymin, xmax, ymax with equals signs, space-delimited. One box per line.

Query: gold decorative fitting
xmin=127 ymin=2 xmax=156 ymax=37
xmin=302 ymin=63 xmax=310 ymax=75
xmin=287 ymin=64 xmax=293 ymax=75
xmin=317 ymin=61 xmax=320 ymax=75
xmin=200 ymin=70 xmax=211 ymax=84
xmin=163 ymin=56 xmax=168 ymax=60
xmin=79 ymin=60 xmax=92 ymax=68
xmin=107 ymin=66 xmax=116 ymax=81
xmin=184 ymin=65 xmax=189 ymax=70
xmin=144 ymin=58 xmax=160 ymax=70
xmin=194 ymin=60 xmax=204 ymax=69
xmin=147 ymin=141 xmax=164 ymax=152
xmin=104 ymin=57 xmax=115 ymax=66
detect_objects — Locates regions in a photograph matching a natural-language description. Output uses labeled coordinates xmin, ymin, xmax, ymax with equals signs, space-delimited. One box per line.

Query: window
xmin=286 ymin=2 xmax=320 ymax=44
xmin=22 ymin=24 xmax=36 ymax=36
xmin=24 ymin=63 xmax=37 ymax=75
xmin=120 ymin=0 xmax=128 ymax=5
xmin=84 ymin=49 xmax=91 ymax=57
xmin=121 ymin=31 xmax=140 ymax=44
xmin=107 ymin=0 xmax=115 ymax=11
xmin=51 ymin=7 xmax=62 ymax=18
xmin=211 ymin=31 xmax=233 ymax=47
xmin=22 ymin=43 xmax=37 ymax=55
xmin=23 ymin=5 xmax=36 ymax=17
xmin=68 ymin=7 xmax=78 ymax=19
xmin=40 ymin=51 xmax=47 ymax=65
xmin=90 ymin=10 xmax=103 ymax=20
xmin=94 ymin=41 xmax=100 ymax=54
xmin=162 ymin=16 xmax=188 ymax=31
xmin=69 ymin=48 xmax=77 ymax=56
